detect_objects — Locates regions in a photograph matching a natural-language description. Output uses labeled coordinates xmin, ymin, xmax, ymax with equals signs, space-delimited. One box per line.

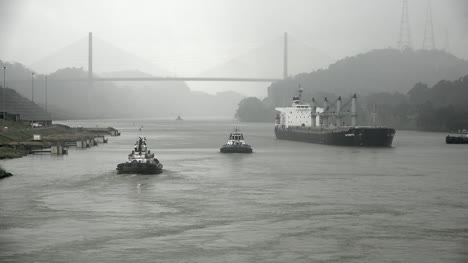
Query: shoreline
xmin=0 ymin=121 xmax=119 ymax=179
xmin=0 ymin=121 xmax=119 ymax=159
xmin=0 ymin=167 xmax=13 ymax=179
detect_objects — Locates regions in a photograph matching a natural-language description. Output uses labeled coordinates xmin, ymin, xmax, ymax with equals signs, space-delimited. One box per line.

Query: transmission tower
xmin=398 ymin=0 xmax=412 ymax=50
xmin=422 ymin=0 xmax=436 ymax=50
xmin=443 ymin=28 xmax=450 ymax=52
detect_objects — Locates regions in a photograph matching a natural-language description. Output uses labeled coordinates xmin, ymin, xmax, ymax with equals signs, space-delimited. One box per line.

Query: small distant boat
xmin=176 ymin=115 xmax=183 ymax=121
xmin=220 ymin=128 xmax=253 ymax=153
xmin=446 ymin=133 xmax=468 ymax=144
xmin=116 ymin=137 xmax=163 ymax=174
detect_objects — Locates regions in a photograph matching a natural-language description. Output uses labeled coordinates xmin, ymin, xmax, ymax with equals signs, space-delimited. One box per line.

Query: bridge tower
xmin=88 ymin=32 xmax=93 ymax=99
xmin=283 ymin=32 xmax=288 ymax=79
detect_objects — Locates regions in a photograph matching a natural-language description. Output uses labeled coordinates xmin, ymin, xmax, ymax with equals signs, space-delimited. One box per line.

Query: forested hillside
xmin=236 ymin=49 xmax=468 ymax=131
xmin=0 ymin=60 xmax=244 ymax=119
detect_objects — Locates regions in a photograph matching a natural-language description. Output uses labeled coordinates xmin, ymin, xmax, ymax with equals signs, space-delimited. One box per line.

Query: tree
xmin=235 ymin=97 xmax=272 ymax=122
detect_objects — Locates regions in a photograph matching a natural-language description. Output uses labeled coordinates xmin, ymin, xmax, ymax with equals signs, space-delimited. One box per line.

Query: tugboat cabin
xmin=229 ymin=132 xmax=244 ymax=141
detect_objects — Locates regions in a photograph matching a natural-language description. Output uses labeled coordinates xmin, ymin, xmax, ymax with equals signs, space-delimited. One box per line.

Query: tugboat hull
xmin=446 ymin=135 xmax=468 ymax=144
xmin=116 ymin=162 xmax=163 ymax=174
xmin=275 ymin=126 xmax=395 ymax=147
xmin=220 ymin=145 xmax=253 ymax=153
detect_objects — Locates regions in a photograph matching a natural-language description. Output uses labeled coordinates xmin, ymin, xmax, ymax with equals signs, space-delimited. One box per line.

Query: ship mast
xmin=336 ymin=96 xmax=342 ymax=127
xmin=322 ymin=97 xmax=329 ymax=127
xmin=351 ymin=94 xmax=357 ymax=126
xmin=297 ymin=85 xmax=303 ymax=102
xmin=311 ymin=98 xmax=317 ymax=127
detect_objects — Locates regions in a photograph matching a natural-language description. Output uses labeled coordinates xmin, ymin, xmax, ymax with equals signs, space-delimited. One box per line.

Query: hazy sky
xmin=1 ymin=0 xmax=467 ymax=95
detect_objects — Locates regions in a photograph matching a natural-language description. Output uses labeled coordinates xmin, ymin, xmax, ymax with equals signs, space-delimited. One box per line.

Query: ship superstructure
xmin=116 ymin=137 xmax=163 ymax=174
xmin=220 ymin=128 xmax=253 ymax=153
xmin=275 ymin=88 xmax=356 ymax=129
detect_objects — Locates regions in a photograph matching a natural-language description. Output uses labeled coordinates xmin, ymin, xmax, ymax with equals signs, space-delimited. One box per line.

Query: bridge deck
xmin=48 ymin=77 xmax=282 ymax=82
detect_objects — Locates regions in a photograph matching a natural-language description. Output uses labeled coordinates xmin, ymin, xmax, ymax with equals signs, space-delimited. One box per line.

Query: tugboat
xmin=220 ymin=128 xmax=253 ymax=153
xmin=116 ymin=137 xmax=163 ymax=174
xmin=446 ymin=133 xmax=468 ymax=144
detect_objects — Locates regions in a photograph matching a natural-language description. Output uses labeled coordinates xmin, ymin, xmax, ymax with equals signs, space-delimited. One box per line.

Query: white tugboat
xmin=220 ymin=128 xmax=253 ymax=153
xmin=116 ymin=137 xmax=163 ymax=174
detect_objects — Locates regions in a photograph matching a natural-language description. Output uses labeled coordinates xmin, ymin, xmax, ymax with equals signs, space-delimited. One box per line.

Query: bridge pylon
xmin=283 ymin=32 xmax=288 ymax=79
xmin=88 ymin=32 xmax=93 ymax=101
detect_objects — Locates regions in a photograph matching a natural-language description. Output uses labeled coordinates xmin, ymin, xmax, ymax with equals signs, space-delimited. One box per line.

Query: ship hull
xmin=220 ymin=145 xmax=253 ymax=153
xmin=275 ymin=126 xmax=395 ymax=147
xmin=446 ymin=135 xmax=468 ymax=144
xmin=116 ymin=162 xmax=163 ymax=174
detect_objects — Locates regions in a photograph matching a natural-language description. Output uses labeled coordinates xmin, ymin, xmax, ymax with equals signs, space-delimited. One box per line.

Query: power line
xmin=422 ymin=0 xmax=436 ymax=50
xmin=398 ymin=0 xmax=412 ymax=50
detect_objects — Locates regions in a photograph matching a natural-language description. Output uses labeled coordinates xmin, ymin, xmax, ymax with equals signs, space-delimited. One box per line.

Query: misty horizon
xmin=1 ymin=0 xmax=468 ymax=96
xmin=1 ymin=1 xmax=468 ymax=262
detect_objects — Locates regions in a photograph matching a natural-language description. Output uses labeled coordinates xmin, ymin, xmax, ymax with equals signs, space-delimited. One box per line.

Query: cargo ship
xmin=274 ymin=88 xmax=395 ymax=146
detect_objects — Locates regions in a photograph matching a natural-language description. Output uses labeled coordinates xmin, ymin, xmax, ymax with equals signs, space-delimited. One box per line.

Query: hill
xmin=98 ymin=70 xmax=245 ymax=118
xmin=198 ymin=36 xmax=332 ymax=79
xmin=236 ymin=48 xmax=468 ymax=131
xmin=267 ymin=48 xmax=468 ymax=105
xmin=0 ymin=87 xmax=49 ymax=121
xmin=191 ymin=36 xmax=333 ymax=97
xmin=1 ymin=60 xmax=245 ymax=119
xmin=29 ymin=36 xmax=170 ymax=76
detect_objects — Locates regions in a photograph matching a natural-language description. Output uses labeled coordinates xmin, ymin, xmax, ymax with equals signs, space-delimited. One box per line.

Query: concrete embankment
xmin=0 ymin=120 xmax=119 ymax=159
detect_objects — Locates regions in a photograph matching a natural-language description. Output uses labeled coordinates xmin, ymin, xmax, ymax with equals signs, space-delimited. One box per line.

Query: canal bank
xmin=0 ymin=120 xmax=119 ymax=159
xmin=0 ymin=120 xmax=119 ymax=178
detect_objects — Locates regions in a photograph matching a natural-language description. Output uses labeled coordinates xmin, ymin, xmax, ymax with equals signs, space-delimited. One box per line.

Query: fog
xmin=1 ymin=0 xmax=467 ymax=95
xmin=0 ymin=0 xmax=467 ymax=119
xmin=2 ymin=2 xmax=468 ymax=261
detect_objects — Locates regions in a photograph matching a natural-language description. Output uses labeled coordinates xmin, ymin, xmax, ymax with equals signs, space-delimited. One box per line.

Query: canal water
xmin=0 ymin=119 xmax=467 ymax=262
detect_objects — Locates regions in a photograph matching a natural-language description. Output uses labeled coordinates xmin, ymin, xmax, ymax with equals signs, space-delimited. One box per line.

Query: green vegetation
xmin=361 ymin=75 xmax=468 ymax=131
xmin=0 ymin=167 xmax=13 ymax=179
xmin=1 ymin=60 xmax=244 ymax=119
xmin=236 ymin=49 xmax=468 ymax=132
xmin=237 ymin=75 xmax=468 ymax=132
xmin=0 ymin=120 xmax=97 ymax=144
xmin=267 ymin=49 xmax=468 ymax=105
xmin=0 ymin=147 xmax=28 ymax=159
xmin=235 ymin=97 xmax=274 ymax=122
xmin=0 ymin=121 xmax=65 ymax=144
xmin=0 ymin=120 xmax=116 ymax=159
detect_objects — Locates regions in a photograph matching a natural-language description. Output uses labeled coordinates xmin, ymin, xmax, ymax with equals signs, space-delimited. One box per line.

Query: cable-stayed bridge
xmin=50 ymin=32 xmax=289 ymax=84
